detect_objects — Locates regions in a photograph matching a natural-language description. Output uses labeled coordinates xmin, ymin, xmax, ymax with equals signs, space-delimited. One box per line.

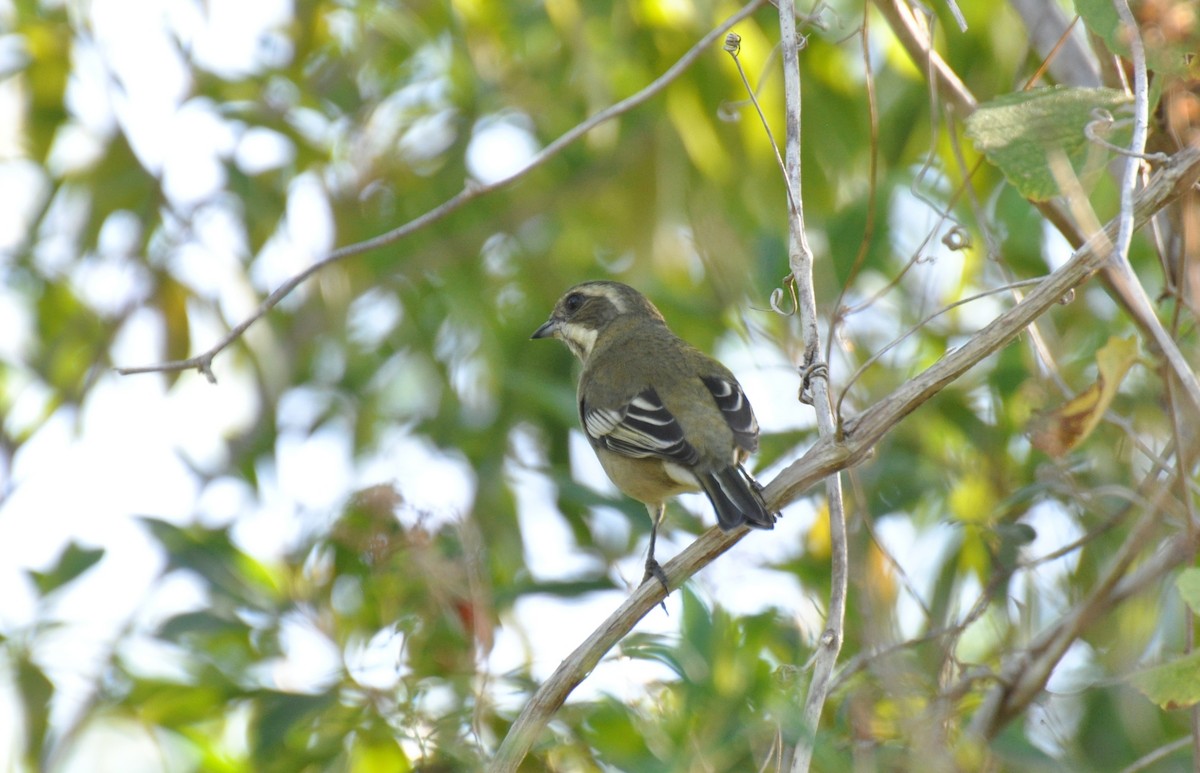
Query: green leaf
xmin=22 ymin=14 xmax=72 ymax=163
xmin=34 ymin=281 xmax=110 ymax=398
xmin=27 ymin=541 xmax=105 ymax=596
xmin=965 ymin=87 xmax=1131 ymax=201
xmin=1176 ymin=569 xmax=1200 ymax=616
xmin=1074 ymin=0 xmax=1120 ymax=55
xmin=126 ymin=679 xmax=238 ymax=727
xmin=158 ymin=610 xmax=251 ymax=640
xmin=252 ymin=690 xmax=338 ymax=761
xmin=137 ymin=517 xmax=283 ymax=607
xmin=156 ymin=276 xmax=192 ymax=386
xmin=16 ymin=655 xmax=53 ymax=763
xmin=620 ymin=633 xmax=690 ymax=680
xmin=1128 ymin=650 xmax=1200 ymax=710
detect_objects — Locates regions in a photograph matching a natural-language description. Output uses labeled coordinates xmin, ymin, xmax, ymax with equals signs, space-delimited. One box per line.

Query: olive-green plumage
xmin=532 ymin=280 xmax=776 ymax=587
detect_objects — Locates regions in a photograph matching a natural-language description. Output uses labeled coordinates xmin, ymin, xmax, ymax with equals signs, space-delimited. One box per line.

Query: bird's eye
xmin=564 ymin=293 xmax=584 ymax=313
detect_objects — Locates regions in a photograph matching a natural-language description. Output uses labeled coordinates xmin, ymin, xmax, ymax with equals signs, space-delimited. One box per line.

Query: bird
xmin=531 ymin=280 xmax=777 ymax=590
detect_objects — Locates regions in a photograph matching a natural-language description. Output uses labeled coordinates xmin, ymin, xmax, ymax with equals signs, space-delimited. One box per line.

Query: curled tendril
xmin=798 ymin=360 xmax=828 ymax=405
xmin=723 ymin=32 xmax=741 ymax=55
xmin=942 ymin=225 xmax=971 ymax=251
xmin=716 ymin=101 xmax=742 ymax=122
xmin=1085 ymin=107 xmax=1169 ymax=163
xmin=804 ymin=1 xmax=835 ymax=32
xmin=770 ymin=275 xmax=799 ymax=316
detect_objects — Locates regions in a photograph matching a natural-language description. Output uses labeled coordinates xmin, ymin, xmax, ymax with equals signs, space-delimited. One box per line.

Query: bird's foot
xmin=642 ymin=557 xmax=670 ymax=594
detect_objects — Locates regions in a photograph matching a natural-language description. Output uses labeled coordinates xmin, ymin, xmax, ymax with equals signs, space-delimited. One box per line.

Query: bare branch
xmin=967 ymin=464 xmax=1181 ymax=738
xmin=1120 ymin=737 xmax=1194 ymax=773
xmin=872 ymin=0 xmax=976 ymax=114
xmin=961 ymin=6 xmax=1200 ymax=741
xmin=874 ymin=0 xmax=1200 ymax=419
xmin=774 ymin=0 xmax=848 ymax=770
xmin=825 ymin=6 xmax=881 ymax=367
xmin=487 ymin=438 xmax=854 ymax=773
xmin=116 ymin=0 xmax=771 ymax=380
xmin=772 ymin=145 xmax=1200 ymax=508
xmin=1112 ymin=0 xmax=1152 ymax=269
xmin=485 ymin=133 xmax=1200 ymax=773
xmin=724 ymin=33 xmax=797 ymax=215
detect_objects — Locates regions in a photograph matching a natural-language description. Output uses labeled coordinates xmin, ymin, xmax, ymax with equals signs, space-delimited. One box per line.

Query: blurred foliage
xmin=2 ymin=0 xmax=1200 ymax=770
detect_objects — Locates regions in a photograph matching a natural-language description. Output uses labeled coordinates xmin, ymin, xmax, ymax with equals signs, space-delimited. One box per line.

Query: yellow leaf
xmin=866 ymin=543 xmax=897 ymax=606
xmin=870 ymin=694 xmax=927 ymax=740
xmin=349 ymin=739 xmax=410 ymax=773
xmin=958 ymin=529 xmax=991 ymax=581
xmin=667 ymin=84 xmax=730 ymax=181
xmin=807 ymin=499 xmax=831 ymax=560
xmin=1029 ymin=335 xmax=1138 ymax=456
xmin=949 ymin=473 xmax=997 ymax=524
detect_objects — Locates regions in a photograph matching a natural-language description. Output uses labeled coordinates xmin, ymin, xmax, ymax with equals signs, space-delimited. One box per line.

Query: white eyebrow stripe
xmin=591 ymin=284 xmax=626 ymax=314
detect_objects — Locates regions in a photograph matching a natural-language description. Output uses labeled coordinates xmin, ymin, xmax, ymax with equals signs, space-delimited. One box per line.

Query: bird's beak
xmin=530 ymin=317 xmax=559 ymax=340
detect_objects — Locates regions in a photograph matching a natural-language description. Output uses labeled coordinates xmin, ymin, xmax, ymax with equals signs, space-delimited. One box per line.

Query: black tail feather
xmin=697 ymin=465 xmax=778 ymax=532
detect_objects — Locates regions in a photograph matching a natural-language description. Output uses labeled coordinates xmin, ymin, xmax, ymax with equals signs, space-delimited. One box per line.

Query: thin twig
xmin=116 ymin=0 xmax=771 ymax=381
xmin=775 ymin=145 xmax=1200 ymax=508
xmin=824 ymin=4 xmax=880 ymax=370
xmin=835 ymin=278 xmax=1046 ymax=419
xmin=855 ymin=477 xmax=933 ymax=621
xmin=966 ymin=461 xmax=1182 ymax=738
xmin=943 ymin=0 xmax=967 ymax=33
xmin=1119 ymin=737 xmax=1192 ymax=773
xmin=835 ymin=153 xmax=980 ymax=322
xmin=773 ymin=1 xmax=849 ymax=771
xmin=724 ymin=33 xmax=798 ymax=216
xmin=876 ymin=0 xmax=1200 ymax=420
xmin=1097 ymin=2 xmax=1200 ymax=415
xmin=1085 ymin=110 xmax=1169 ymax=162
xmin=872 ymin=0 xmax=976 ymax=114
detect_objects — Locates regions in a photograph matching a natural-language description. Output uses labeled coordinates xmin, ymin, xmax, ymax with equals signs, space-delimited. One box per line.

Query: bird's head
xmin=531 ymin=281 xmax=665 ymax=362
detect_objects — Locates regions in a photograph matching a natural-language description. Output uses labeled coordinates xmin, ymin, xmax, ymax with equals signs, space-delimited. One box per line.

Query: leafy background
xmin=2 ymin=0 xmax=1199 ymax=770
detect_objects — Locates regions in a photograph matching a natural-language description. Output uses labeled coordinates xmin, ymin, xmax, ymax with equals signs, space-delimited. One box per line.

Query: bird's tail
xmin=698 ymin=465 xmax=778 ymax=532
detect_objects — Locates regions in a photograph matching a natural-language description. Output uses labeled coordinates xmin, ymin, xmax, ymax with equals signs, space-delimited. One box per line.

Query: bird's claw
xmin=642 ymin=558 xmax=670 ymax=593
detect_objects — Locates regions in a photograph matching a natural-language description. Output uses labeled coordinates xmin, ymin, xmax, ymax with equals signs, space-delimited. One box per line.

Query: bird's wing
xmin=700 ymin=375 xmax=759 ymax=453
xmin=582 ymin=387 xmax=699 ymax=465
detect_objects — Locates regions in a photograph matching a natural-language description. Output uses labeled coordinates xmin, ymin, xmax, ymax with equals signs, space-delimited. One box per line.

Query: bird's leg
xmin=642 ymin=503 xmax=670 ymax=593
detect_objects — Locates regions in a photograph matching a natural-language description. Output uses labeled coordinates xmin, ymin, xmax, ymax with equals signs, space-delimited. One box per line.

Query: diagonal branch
xmin=487 ymin=145 xmax=1200 ymax=772
xmin=778 ymin=146 xmax=1200 ymax=504
xmin=967 ymin=461 xmax=1186 ymax=738
xmin=872 ymin=0 xmax=1200 ymax=418
xmin=115 ymin=0 xmax=770 ymax=381
xmin=966 ymin=3 xmax=1200 ymax=741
